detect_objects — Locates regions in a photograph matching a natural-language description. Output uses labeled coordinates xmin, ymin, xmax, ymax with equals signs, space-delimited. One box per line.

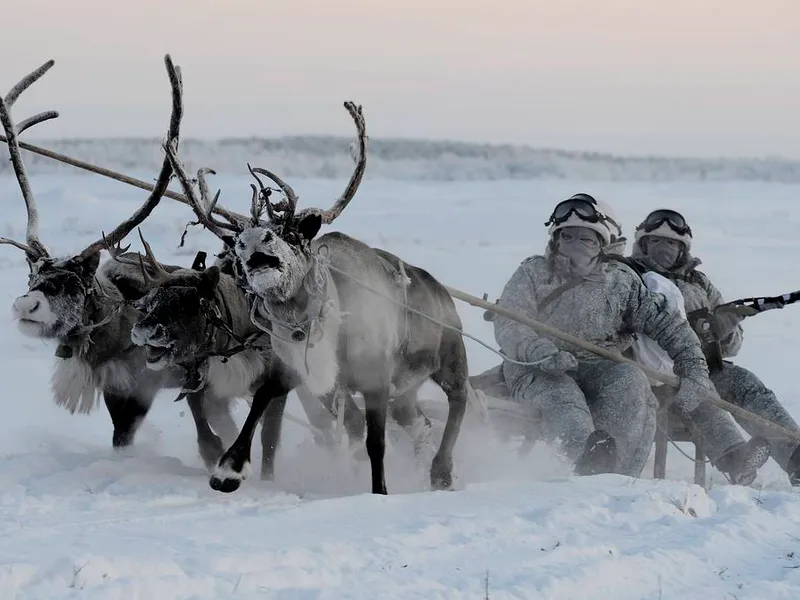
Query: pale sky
xmin=2 ymin=0 xmax=798 ymax=159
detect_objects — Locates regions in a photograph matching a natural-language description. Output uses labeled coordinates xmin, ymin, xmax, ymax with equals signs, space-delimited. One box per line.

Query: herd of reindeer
xmin=0 ymin=55 xmax=481 ymax=496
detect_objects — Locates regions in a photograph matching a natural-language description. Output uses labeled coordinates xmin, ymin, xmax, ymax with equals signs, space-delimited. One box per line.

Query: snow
xmin=1 ymin=170 xmax=800 ymax=599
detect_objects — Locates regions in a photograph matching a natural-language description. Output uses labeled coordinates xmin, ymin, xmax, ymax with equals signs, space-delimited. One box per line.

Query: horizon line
xmin=17 ymin=135 xmax=799 ymax=166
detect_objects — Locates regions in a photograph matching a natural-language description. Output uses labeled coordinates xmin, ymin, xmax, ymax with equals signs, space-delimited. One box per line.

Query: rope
xmin=317 ymin=254 xmax=552 ymax=368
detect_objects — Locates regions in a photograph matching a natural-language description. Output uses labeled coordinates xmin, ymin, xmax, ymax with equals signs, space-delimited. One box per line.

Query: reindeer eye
xmin=261 ymin=231 xmax=272 ymax=244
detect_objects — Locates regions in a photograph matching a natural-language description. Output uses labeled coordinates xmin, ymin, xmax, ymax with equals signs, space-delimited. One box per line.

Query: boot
xmin=574 ymin=430 xmax=618 ymax=476
xmin=786 ymin=444 xmax=800 ymax=486
xmin=714 ymin=436 xmax=771 ymax=486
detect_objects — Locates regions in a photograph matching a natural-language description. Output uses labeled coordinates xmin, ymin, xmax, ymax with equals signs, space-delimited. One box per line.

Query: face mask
xmin=645 ymin=237 xmax=682 ymax=270
xmin=557 ymin=227 xmax=602 ymax=272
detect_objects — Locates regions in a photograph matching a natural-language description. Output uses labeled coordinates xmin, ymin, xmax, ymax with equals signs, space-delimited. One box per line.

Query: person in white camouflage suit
xmin=491 ymin=193 xmax=770 ymax=482
xmin=629 ymin=208 xmax=800 ymax=485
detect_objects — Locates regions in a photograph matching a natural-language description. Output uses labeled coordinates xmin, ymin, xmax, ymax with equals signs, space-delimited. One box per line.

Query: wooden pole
xmin=0 ymin=134 xmax=245 ymax=223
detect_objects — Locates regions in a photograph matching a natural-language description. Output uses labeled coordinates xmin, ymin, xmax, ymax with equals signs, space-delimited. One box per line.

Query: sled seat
xmin=460 ymin=365 xmax=707 ymax=488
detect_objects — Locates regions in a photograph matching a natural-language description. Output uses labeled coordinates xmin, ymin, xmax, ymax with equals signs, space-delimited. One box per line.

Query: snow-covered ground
xmin=1 ymin=171 xmax=800 ymax=599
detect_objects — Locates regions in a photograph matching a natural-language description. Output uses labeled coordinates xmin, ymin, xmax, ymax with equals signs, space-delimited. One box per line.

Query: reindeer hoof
xmin=430 ymin=457 xmax=454 ymax=491
xmin=209 ymin=457 xmax=251 ymax=493
xmin=112 ymin=430 xmax=136 ymax=449
xmin=431 ymin=473 xmax=453 ymax=491
xmin=209 ymin=475 xmax=241 ymax=493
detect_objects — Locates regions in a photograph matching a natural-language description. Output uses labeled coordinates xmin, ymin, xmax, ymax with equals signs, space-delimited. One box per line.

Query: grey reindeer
xmin=0 ymin=56 xmax=240 ymax=462
xmin=165 ymin=100 xmax=471 ymax=495
xmin=122 ymin=224 xmax=440 ymax=481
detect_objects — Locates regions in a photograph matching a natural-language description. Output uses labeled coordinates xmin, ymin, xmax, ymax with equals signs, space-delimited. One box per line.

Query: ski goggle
xmin=545 ymin=194 xmax=622 ymax=236
xmin=638 ymin=209 xmax=692 ymax=236
xmin=558 ymin=228 xmax=600 ymax=248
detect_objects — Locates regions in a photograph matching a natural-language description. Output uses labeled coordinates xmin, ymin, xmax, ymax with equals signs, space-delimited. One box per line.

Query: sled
xmin=414 ymin=365 xmax=709 ymax=488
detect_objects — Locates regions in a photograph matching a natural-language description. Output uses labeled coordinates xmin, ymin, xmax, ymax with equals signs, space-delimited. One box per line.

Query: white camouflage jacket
xmin=493 ymin=239 xmax=709 ymax=392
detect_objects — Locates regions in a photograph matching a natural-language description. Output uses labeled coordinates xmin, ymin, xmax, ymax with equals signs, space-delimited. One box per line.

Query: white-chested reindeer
xmin=0 ymin=56 xmax=241 ymax=465
xmin=165 ymin=100 xmax=470 ymax=495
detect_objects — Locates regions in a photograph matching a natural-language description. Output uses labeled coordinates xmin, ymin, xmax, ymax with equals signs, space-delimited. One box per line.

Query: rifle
xmin=687 ymin=289 xmax=800 ymax=372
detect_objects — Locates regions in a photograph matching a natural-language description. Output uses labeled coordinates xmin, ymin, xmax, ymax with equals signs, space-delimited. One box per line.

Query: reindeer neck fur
xmin=51 ymin=271 xmax=141 ymax=415
xmin=250 ymin=251 xmax=342 ymax=397
xmin=202 ymin=272 xmax=270 ymax=399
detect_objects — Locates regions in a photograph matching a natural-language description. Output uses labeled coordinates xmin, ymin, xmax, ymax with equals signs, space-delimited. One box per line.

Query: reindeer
xmin=0 ymin=55 xmax=239 ymax=464
xmin=107 ymin=231 xmax=356 ymax=479
xmin=122 ymin=222 xmax=441 ymax=479
xmin=165 ymin=100 xmax=469 ymax=495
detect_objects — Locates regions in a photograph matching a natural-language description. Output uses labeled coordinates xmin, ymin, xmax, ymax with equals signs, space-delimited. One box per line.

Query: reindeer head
xmin=2 ymin=56 xmax=184 ymax=342
xmin=233 ymin=209 xmax=323 ymax=303
xmin=13 ymin=254 xmax=103 ymax=339
xmin=164 ymin=101 xmax=367 ymax=304
xmin=130 ymin=259 xmax=225 ymax=371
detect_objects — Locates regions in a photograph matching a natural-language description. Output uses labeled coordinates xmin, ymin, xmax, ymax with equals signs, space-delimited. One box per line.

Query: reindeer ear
xmin=198 ymin=265 xmax=221 ymax=295
xmin=68 ymin=252 xmax=101 ymax=280
xmin=296 ymin=212 xmax=322 ymax=241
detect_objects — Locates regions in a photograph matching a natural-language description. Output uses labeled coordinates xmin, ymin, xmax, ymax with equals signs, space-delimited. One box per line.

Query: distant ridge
xmin=3 ymin=136 xmax=799 ymax=183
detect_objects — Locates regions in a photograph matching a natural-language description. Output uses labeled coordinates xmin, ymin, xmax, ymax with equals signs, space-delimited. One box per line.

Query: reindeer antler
xmin=0 ymin=60 xmax=59 ymax=262
xmin=105 ymin=228 xmax=170 ymax=285
xmin=315 ymin=101 xmax=367 ymax=225
xmin=245 ymin=101 xmax=367 ymax=231
xmin=164 ymin=142 xmax=246 ymax=243
xmin=247 ymin=164 xmax=298 ymax=227
xmin=74 ymin=54 xmax=184 ymax=262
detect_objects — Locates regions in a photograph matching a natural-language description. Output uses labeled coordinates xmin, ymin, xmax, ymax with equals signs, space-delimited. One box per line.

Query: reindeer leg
xmin=210 ymin=377 xmax=289 ymax=493
xmin=342 ymin=391 xmax=366 ymax=449
xmin=185 ymin=392 xmax=225 ymax=471
xmin=204 ymin=396 xmax=239 ymax=447
xmin=259 ymin=393 xmax=288 ymax=481
xmin=296 ymin=385 xmax=337 ymax=447
xmin=362 ymin=388 xmax=390 ymax=495
xmin=390 ymin=387 xmax=436 ymax=464
xmin=429 ymin=330 xmax=469 ymax=491
xmin=316 ymin=389 xmax=366 ymax=452
xmin=103 ymin=391 xmax=153 ymax=449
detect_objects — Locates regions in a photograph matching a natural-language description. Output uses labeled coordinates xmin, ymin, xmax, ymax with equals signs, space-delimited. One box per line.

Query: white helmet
xmin=634 ymin=209 xmax=692 ymax=251
xmin=547 ymin=193 xmax=623 ymax=247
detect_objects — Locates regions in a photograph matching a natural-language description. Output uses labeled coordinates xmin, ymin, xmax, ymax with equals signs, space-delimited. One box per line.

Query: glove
xmin=711 ymin=307 xmax=744 ymax=340
xmin=536 ymin=350 xmax=579 ymax=374
xmin=522 ymin=339 xmax=578 ymax=374
xmin=673 ymin=375 xmax=717 ymax=413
